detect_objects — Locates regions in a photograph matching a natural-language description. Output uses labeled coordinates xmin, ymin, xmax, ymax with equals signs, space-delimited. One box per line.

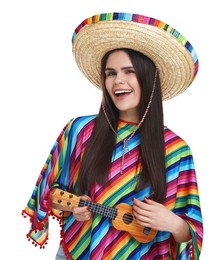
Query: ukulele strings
xmin=56 ymin=192 xmax=154 ymax=229
xmin=59 ymin=196 xmax=134 ymax=222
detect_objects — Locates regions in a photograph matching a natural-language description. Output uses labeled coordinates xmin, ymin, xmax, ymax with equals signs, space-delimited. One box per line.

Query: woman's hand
xmin=132 ymin=197 xmax=190 ymax=242
xmin=72 ymin=195 xmax=92 ymax=221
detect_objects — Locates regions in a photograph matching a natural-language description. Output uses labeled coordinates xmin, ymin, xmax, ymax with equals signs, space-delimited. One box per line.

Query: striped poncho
xmin=22 ymin=115 xmax=203 ymax=259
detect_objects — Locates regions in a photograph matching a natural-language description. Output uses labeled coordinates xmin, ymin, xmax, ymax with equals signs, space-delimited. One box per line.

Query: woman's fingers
xmin=73 ymin=195 xmax=92 ymax=221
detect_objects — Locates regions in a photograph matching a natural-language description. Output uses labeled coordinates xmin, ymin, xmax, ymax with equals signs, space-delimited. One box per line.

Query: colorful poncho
xmin=22 ymin=115 xmax=203 ymax=259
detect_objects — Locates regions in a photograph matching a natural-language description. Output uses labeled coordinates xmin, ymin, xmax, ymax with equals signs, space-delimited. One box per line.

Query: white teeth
xmin=114 ymin=90 xmax=132 ymax=95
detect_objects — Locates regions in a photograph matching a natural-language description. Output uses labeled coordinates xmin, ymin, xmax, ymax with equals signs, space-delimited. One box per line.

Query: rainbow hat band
xmin=72 ymin=12 xmax=198 ymax=100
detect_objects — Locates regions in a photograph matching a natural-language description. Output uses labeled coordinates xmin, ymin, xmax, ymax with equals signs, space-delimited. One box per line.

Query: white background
xmin=0 ymin=0 xmax=223 ymax=259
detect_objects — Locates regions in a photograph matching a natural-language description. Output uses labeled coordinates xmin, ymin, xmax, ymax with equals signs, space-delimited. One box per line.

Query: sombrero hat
xmin=72 ymin=12 xmax=198 ymax=100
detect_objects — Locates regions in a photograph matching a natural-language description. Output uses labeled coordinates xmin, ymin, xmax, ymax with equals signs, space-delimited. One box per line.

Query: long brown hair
xmin=77 ymin=48 xmax=166 ymax=203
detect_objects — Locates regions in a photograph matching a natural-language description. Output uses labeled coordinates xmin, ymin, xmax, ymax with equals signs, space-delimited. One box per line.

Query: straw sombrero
xmin=72 ymin=12 xmax=198 ymax=100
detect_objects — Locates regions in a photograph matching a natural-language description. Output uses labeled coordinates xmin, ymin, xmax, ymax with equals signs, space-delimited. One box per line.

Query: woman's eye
xmin=106 ymin=71 xmax=116 ymax=77
xmin=126 ymin=69 xmax=135 ymax=74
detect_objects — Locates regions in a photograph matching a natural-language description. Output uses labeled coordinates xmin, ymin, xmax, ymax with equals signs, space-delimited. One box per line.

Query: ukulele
xmin=52 ymin=188 xmax=157 ymax=243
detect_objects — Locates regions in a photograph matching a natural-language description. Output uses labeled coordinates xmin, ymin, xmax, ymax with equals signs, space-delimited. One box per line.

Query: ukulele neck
xmin=79 ymin=199 xmax=117 ymax=220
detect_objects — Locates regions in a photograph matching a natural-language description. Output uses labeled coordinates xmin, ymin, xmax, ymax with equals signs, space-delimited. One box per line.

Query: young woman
xmin=22 ymin=13 xmax=203 ymax=259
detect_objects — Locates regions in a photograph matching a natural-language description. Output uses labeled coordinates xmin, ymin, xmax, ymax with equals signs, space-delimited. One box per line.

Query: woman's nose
xmin=114 ymin=74 xmax=125 ymax=85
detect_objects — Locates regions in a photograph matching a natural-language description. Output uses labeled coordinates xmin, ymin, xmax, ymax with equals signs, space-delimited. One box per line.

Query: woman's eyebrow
xmin=105 ymin=66 xmax=134 ymax=71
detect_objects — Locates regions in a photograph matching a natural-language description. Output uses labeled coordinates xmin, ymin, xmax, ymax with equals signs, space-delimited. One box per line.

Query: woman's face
xmin=105 ymin=50 xmax=141 ymax=122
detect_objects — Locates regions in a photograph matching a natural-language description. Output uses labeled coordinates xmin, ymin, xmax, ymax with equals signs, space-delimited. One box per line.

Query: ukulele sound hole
xmin=123 ymin=213 xmax=133 ymax=224
xmin=143 ymin=227 xmax=150 ymax=235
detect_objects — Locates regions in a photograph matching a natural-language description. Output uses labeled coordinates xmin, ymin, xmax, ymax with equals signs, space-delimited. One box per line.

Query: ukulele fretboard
xmin=79 ymin=199 xmax=117 ymax=219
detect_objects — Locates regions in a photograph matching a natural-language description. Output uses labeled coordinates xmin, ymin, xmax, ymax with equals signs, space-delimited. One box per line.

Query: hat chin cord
xmin=102 ymin=69 xmax=157 ymax=174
